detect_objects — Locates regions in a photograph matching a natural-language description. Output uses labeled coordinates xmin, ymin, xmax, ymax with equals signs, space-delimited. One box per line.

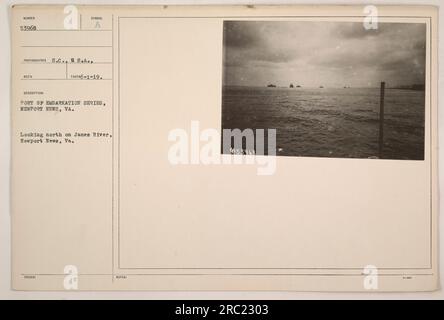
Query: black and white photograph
xmin=3 ymin=2 xmax=441 ymax=299
xmin=221 ymin=21 xmax=426 ymax=160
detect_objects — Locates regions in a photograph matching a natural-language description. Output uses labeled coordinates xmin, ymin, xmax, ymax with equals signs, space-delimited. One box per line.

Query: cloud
xmin=224 ymin=21 xmax=262 ymax=48
xmin=223 ymin=21 xmax=426 ymax=88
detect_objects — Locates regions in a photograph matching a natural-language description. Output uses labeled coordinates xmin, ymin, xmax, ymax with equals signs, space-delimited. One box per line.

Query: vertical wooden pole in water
xmin=378 ymin=82 xmax=385 ymax=158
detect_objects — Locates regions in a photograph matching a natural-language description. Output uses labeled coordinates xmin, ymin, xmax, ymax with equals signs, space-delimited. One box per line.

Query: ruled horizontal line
xmin=21 ymin=45 xmax=112 ymax=48
xmin=31 ymin=29 xmax=112 ymax=32
xmin=20 ymin=273 xmax=435 ymax=277
xmin=21 ymin=62 xmax=112 ymax=64
xmin=118 ymin=15 xmax=431 ymax=19
xmin=21 ymin=78 xmax=112 ymax=81
xmin=118 ymin=267 xmax=433 ymax=270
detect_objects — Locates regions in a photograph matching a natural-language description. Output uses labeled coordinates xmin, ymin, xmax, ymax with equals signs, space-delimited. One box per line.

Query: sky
xmin=223 ymin=21 xmax=426 ymax=88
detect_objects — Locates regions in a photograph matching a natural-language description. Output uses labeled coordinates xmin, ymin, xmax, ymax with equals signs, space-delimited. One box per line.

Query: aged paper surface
xmin=11 ymin=5 xmax=438 ymax=291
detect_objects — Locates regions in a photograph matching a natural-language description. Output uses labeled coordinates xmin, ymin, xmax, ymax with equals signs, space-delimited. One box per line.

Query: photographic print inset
xmin=221 ymin=21 xmax=426 ymax=160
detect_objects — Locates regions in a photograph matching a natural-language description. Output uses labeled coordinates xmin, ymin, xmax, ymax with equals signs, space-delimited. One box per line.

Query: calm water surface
xmin=222 ymin=86 xmax=425 ymax=160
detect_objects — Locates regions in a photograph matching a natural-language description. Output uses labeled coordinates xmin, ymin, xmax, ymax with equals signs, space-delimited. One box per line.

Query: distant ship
xmin=319 ymin=86 xmax=324 ymax=88
xmin=267 ymin=84 xmax=276 ymax=88
xmin=289 ymin=83 xmax=294 ymax=88
xmin=296 ymin=85 xmax=301 ymax=88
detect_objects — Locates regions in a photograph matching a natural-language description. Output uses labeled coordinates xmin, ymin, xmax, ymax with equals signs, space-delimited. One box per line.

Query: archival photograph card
xmin=10 ymin=5 xmax=439 ymax=291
